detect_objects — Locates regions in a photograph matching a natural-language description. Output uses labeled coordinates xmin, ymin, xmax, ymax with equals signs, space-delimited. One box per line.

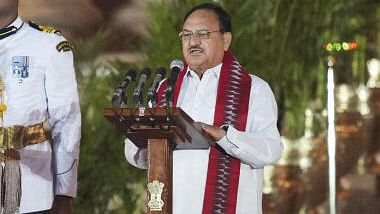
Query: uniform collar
xmin=186 ymin=63 xmax=223 ymax=79
xmin=0 ymin=16 xmax=23 ymax=40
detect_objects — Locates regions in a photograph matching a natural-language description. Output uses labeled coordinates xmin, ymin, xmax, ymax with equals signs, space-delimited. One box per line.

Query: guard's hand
xmin=51 ymin=195 xmax=74 ymax=214
xmin=196 ymin=122 xmax=226 ymax=141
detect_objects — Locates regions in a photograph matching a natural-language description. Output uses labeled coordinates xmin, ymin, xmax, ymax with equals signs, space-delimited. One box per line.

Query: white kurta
xmin=0 ymin=17 xmax=81 ymax=213
xmin=125 ymin=64 xmax=283 ymax=214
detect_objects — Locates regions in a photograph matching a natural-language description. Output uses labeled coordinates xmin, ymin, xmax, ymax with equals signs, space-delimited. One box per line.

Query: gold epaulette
xmin=56 ymin=40 xmax=74 ymax=52
xmin=28 ymin=21 xmax=61 ymax=35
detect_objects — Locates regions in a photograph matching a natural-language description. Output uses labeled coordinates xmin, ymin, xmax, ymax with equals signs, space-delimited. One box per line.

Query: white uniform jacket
xmin=125 ymin=64 xmax=283 ymax=213
xmin=0 ymin=17 xmax=81 ymax=213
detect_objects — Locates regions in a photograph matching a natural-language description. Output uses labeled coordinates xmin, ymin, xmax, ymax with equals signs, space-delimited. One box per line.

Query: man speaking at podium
xmin=125 ymin=3 xmax=283 ymax=213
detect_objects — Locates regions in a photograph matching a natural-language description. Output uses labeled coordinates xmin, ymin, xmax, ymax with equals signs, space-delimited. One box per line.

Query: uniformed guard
xmin=0 ymin=1 xmax=81 ymax=213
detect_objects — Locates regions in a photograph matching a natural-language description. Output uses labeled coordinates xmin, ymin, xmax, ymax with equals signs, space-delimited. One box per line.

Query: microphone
xmin=112 ymin=69 xmax=137 ymax=107
xmin=165 ymin=60 xmax=183 ymax=104
xmin=147 ymin=67 xmax=167 ymax=105
xmin=133 ymin=67 xmax=152 ymax=104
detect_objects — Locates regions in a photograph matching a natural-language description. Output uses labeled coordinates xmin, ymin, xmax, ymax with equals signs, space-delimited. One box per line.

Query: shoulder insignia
xmin=28 ymin=21 xmax=61 ymax=35
xmin=56 ymin=41 xmax=74 ymax=52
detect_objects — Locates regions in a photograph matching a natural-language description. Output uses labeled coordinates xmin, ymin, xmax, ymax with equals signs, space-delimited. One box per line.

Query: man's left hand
xmin=51 ymin=195 xmax=74 ymax=214
xmin=197 ymin=122 xmax=226 ymax=141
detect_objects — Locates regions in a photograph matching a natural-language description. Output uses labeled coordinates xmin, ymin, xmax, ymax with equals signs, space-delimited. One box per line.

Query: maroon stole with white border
xmin=157 ymin=51 xmax=252 ymax=213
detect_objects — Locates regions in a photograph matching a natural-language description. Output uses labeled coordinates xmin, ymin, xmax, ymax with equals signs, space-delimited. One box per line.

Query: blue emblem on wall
xmin=11 ymin=56 xmax=30 ymax=79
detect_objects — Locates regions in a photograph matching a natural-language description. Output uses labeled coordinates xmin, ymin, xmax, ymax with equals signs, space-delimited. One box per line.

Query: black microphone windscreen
xmin=155 ymin=67 xmax=167 ymax=77
xmin=164 ymin=60 xmax=184 ymax=106
xmin=168 ymin=60 xmax=183 ymax=86
xmin=111 ymin=68 xmax=137 ymax=107
xmin=146 ymin=67 xmax=167 ymax=105
xmin=125 ymin=69 xmax=137 ymax=81
xmin=140 ymin=67 xmax=152 ymax=78
xmin=132 ymin=67 xmax=152 ymax=104
xmin=170 ymin=59 xmax=184 ymax=72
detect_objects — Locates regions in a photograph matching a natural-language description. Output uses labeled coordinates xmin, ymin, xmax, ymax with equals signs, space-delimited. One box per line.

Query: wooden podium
xmin=103 ymin=107 xmax=212 ymax=214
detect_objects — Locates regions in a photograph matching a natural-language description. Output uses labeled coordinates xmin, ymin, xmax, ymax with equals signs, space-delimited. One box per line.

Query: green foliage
xmin=74 ymin=35 xmax=146 ymax=214
xmin=143 ymin=0 xmax=380 ymax=139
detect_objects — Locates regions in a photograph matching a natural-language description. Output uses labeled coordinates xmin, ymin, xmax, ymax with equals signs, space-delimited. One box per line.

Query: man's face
xmin=181 ymin=9 xmax=231 ymax=73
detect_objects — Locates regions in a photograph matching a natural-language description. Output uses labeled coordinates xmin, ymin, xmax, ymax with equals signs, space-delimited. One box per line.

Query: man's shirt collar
xmin=6 ymin=16 xmax=23 ymax=29
xmin=0 ymin=16 xmax=23 ymax=40
xmin=186 ymin=63 xmax=223 ymax=79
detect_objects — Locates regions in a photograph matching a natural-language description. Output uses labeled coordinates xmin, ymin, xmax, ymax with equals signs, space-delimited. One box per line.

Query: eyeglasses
xmin=178 ymin=29 xmax=222 ymax=41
